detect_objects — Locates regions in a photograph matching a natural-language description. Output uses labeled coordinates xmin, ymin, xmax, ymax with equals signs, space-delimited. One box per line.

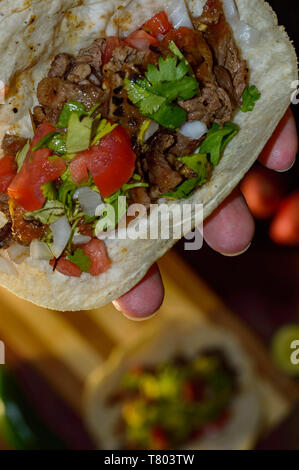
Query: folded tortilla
xmin=0 ymin=0 xmax=297 ymax=311
xmin=84 ymin=319 xmax=263 ymax=449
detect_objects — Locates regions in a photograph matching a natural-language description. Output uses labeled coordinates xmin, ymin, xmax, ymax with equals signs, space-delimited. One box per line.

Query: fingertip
xmin=259 ymin=109 xmax=298 ymax=172
xmin=203 ymin=189 xmax=255 ymax=255
xmin=113 ymin=264 xmax=164 ymax=320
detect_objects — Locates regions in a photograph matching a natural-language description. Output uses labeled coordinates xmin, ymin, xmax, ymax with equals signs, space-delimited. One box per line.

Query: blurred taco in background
xmin=84 ymin=319 xmax=263 ymax=449
xmin=0 ymin=0 xmax=296 ymax=310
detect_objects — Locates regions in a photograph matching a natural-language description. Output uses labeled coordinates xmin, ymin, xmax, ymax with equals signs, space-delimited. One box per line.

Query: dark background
xmin=176 ymin=0 xmax=299 ymax=450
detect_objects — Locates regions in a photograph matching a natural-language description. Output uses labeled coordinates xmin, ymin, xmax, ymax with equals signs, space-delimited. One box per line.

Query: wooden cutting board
xmin=0 ymin=250 xmax=298 ymax=439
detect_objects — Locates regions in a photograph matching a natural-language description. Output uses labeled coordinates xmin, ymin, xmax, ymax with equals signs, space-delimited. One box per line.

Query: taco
xmin=84 ymin=319 xmax=263 ymax=449
xmin=0 ymin=0 xmax=296 ymax=310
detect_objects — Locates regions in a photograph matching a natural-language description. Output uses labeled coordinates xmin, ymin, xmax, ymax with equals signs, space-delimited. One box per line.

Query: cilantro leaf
xmin=146 ymin=55 xmax=188 ymax=84
xmin=153 ymin=76 xmax=199 ymax=101
xmin=57 ymin=101 xmax=87 ymax=128
xmin=16 ymin=140 xmax=30 ymax=171
xmin=151 ymin=102 xmax=187 ymax=130
xmin=66 ymin=114 xmax=93 ymax=154
xmin=125 ymin=78 xmax=166 ymax=115
xmin=24 ymin=200 xmax=65 ymax=225
xmin=162 ymin=177 xmax=201 ymax=200
xmin=177 ymin=153 xmax=208 ymax=183
xmin=67 ymin=248 xmax=92 ymax=273
xmin=199 ymin=122 xmax=239 ymax=166
xmin=241 ymin=86 xmax=261 ymax=113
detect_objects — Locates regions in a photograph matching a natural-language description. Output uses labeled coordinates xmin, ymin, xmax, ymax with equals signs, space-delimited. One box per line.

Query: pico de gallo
xmin=0 ymin=1 xmax=260 ymax=277
xmin=111 ymin=350 xmax=237 ymax=450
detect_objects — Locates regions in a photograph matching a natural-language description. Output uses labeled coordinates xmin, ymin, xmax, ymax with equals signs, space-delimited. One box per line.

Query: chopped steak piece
xmin=32 ymin=105 xmax=61 ymax=126
xmin=104 ymin=46 xmax=156 ymax=75
xmin=214 ymin=65 xmax=235 ymax=102
xmin=0 ymin=193 xmax=10 ymax=219
xmin=197 ymin=0 xmax=248 ymax=102
xmin=77 ymin=38 xmax=106 ymax=71
xmin=0 ymin=222 xmax=13 ymax=249
xmin=67 ymin=63 xmax=92 ymax=83
xmin=1 ymin=134 xmax=27 ymax=156
xmin=179 ymin=83 xmax=233 ymax=126
xmin=48 ymin=53 xmax=72 ymax=78
xmin=170 ymin=133 xmax=201 ymax=158
xmin=37 ymin=77 xmax=109 ymax=111
xmin=128 ymin=186 xmax=151 ymax=207
xmin=146 ymin=134 xmax=182 ymax=194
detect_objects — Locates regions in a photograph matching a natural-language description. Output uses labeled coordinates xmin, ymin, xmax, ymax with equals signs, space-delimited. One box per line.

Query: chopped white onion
xmin=50 ymin=216 xmax=72 ymax=259
xmin=235 ymin=21 xmax=260 ymax=47
xmin=8 ymin=244 xmax=30 ymax=264
xmin=30 ymin=240 xmax=53 ymax=260
xmin=166 ymin=0 xmax=193 ymax=29
xmin=179 ymin=120 xmax=207 ymax=140
xmin=144 ymin=121 xmax=159 ymax=142
xmin=73 ymin=234 xmax=91 ymax=245
xmin=0 ymin=256 xmax=17 ymax=276
xmin=73 ymin=187 xmax=102 ymax=217
xmin=222 ymin=0 xmax=239 ymax=22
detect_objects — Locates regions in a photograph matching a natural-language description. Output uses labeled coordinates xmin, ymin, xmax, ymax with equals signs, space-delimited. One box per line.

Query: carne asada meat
xmin=1 ymin=134 xmax=27 ymax=157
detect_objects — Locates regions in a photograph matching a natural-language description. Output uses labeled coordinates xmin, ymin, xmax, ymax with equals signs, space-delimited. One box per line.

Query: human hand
xmin=113 ymin=109 xmax=298 ymax=320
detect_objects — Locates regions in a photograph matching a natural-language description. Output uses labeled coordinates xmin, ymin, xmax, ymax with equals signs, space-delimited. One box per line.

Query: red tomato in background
xmin=8 ymin=123 xmax=66 ymax=211
xmin=50 ymin=257 xmax=82 ymax=277
xmin=0 ymin=155 xmax=17 ymax=193
xmin=151 ymin=427 xmax=169 ymax=450
xmin=142 ymin=11 xmax=172 ymax=38
xmin=240 ymin=165 xmax=286 ymax=219
xmin=80 ymin=238 xmax=110 ymax=276
xmin=102 ymin=37 xmax=125 ymax=65
xmin=269 ymin=191 xmax=299 ymax=246
xmin=70 ymin=125 xmax=135 ymax=198
xmin=125 ymin=30 xmax=159 ymax=51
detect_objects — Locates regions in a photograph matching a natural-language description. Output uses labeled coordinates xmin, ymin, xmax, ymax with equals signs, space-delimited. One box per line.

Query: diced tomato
xmin=71 ymin=125 xmax=135 ymax=198
xmin=142 ymin=11 xmax=172 ymax=39
xmin=102 ymin=37 xmax=125 ymax=65
xmin=0 ymin=154 xmax=17 ymax=193
xmin=80 ymin=238 xmax=110 ymax=276
xmin=50 ymin=257 xmax=82 ymax=277
xmin=151 ymin=427 xmax=169 ymax=450
xmin=69 ymin=153 xmax=90 ymax=185
xmin=125 ymin=29 xmax=159 ymax=51
xmin=8 ymin=123 xmax=66 ymax=211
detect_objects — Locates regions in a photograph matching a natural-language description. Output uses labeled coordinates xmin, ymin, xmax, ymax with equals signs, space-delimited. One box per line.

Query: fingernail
xmin=275 ymin=159 xmax=296 ymax=173
xmin=218 ymin=242 xmax=251 ymax=257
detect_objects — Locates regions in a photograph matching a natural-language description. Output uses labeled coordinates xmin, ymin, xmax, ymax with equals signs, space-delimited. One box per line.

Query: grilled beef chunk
xmin=67 ymin=63 xmax=92 ymax=83
xmin=37 ymin=77 xmax=110 ymax=115
xmin=128 ymin=186 xmax=151 ymax=207
xmin=48 ymin=53 xmax=72 ymax=78
xmin=0 ymin=222 xmax=13 ymax=249
xmin=170 ymin=133 xmax=201 ymax=158
xmin=32 ymin=105 xmax=61 ymax=126
xmin=145 ymin=134 xmax=183 ymax=195
xmin=77 ymin=38 xmax=106 ymax=72
xmin=1 ymin=134 xmax=27 ymax=156
xmin=196 ymin=0 xmax=248 ymax=102
xmin=179 ymin=83 xmax=232 ymax=125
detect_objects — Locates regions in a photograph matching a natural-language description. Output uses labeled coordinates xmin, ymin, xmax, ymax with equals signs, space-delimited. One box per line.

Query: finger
xmin=113 ymin=264 xmax=164 ymax=320
xmin=203 ymin=188 xmax=255 ymax=255
xmin=258 ymin=109 xmax=298 ymax=172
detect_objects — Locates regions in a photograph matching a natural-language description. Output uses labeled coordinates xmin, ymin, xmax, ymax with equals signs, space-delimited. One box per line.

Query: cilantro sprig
xmin=67 ymin=248 xmax=92 ymax=273
xmin=241 ymin=85 xmax=261 ymax=113
xmin=124 ymin=54 xmax=199 ymax=130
